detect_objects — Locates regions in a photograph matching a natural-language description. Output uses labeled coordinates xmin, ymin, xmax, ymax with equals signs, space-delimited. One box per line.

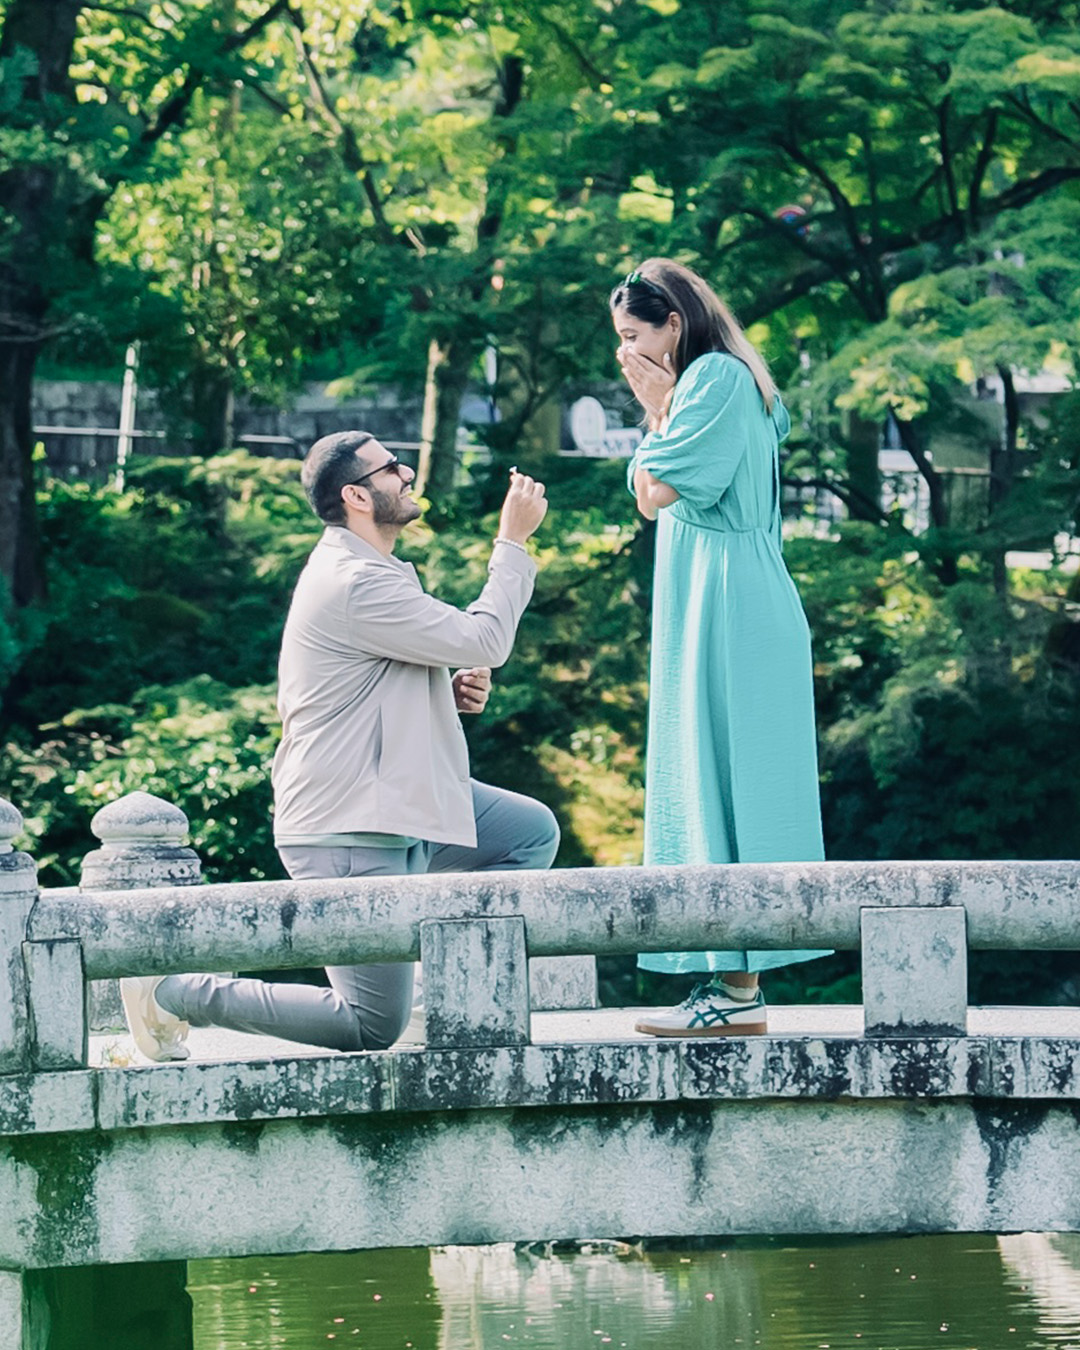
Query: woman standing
xmin=613 ymin=259 xmax=829 ymax=1037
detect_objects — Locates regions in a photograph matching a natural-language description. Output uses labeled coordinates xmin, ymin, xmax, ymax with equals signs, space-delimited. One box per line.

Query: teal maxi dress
xmin=629 ymin=350 xmax=830 ymax=975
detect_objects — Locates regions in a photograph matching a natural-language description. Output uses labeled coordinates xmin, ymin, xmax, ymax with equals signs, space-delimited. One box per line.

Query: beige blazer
xmin=271 ymin=527 xmax=536 ymax=846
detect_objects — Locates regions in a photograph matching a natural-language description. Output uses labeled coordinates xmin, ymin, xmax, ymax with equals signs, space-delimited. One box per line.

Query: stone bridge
xmin=2 ymin=790 xmax=1080 ymax=1347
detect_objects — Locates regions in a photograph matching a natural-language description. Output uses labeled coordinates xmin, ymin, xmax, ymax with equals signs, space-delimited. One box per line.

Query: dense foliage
xmin=4 ymin=0 xmax=1080 ymax=586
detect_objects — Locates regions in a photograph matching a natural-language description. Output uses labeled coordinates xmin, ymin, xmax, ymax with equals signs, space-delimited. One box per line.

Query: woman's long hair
xmin=610 ymin=258 xmax=777 ymax=411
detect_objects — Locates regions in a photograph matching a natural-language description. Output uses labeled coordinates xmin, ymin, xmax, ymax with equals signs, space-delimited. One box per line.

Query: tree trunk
xmin=894 ymin=415 xmax=958 ymax=584
xmin=0 ymin=0 xmax=86 ymax=604
xmin=416 ymin=337 xmax=475 ymax=499
xmin=0 ymin=0 xmax=82 ymax=73
xmin=989 ymin=364 xmax=1020 ymax=597
xmin=414 ymin=55 xmax=524 ymax=503
xmin=1 ymin=0 xmax=276 ymax=600
xmin=842 ymin=411 xmax=882 ymax=522
xmin=189 ymin=369 xmax=236 ymax=454
xmin=1045 ymin=569 xmax=1080 ymax=674
xmin=0 ymin=342 xmax=44 ymax=605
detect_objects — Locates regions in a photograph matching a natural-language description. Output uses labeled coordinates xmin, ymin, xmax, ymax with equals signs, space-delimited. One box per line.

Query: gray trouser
xmin=156 ymin=780 xmax=559 ymax=1052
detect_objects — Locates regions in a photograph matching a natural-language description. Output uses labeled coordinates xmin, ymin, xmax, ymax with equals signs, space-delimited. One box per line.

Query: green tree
xmin=274 ymin=1 xmax=646 ymax=496
xmin=0 ymin=0 xmax=290 ymax=604
xmin=98 ymin=96 xmax=377 ymax=451
xmin=599 ymin=0 xmax=1080 ymax=577
xmin=3 ymin=0 xmax=1079 ymax=1014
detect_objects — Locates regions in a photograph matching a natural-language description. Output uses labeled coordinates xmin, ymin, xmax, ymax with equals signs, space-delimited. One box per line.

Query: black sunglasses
xmin=347 ymin=455 xmax=402 ymax=488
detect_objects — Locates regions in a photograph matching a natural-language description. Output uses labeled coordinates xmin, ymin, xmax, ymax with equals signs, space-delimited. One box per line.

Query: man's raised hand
xmin=498 ymin=470 xmax=548 ymax=544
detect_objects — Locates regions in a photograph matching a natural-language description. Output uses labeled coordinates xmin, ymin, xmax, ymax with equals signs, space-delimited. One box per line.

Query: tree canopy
xmin=3 ymin=0 xmax=1079 ymax=589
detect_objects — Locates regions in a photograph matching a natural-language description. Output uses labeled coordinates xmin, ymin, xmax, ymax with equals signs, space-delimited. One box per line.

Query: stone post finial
xmin=0 ymin=797 xmax=35 ymax=890
xmin=80 ymin=790 xmax=202 ymax=892
xmin=90 ymin=791 xmax=190 ymax=848
xmin=0 ymin=796 xmax=23 ymax=857
xmin=0 ymin=792 xmax=35 ymax=907
xmin=0 ymin=795 xmax=38 ymax=1074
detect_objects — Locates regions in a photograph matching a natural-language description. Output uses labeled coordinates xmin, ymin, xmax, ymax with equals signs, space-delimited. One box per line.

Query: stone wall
xmin=5 ymin=1085 xmax=1080 ymax=1272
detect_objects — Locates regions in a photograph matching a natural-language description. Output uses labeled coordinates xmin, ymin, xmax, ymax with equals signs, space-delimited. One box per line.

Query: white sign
xmin=570 ymin=397 xmax=607 ymax=451
xmin=567 ymin=397 xmax=643 ymax=459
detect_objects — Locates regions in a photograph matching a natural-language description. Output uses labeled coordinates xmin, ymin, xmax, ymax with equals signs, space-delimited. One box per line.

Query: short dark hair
xmin=301 ymin=431 xmax=375 ymax=524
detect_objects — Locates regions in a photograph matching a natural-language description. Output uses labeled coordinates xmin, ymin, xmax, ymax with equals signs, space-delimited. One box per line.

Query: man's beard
xmin=370 ymin=483 xmax=421 ymax=527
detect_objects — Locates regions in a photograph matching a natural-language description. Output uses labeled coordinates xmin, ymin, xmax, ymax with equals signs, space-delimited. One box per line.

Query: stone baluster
xmin=0 ymin=1267 xmax=34 ymax=1350
xmin=861 ymin=906 xmax=968 ymax=1037
xmin=21 ymin=932 xmax=88 ymax=1071
xmin=80 ymin=791 xmax=202 ymax=1035
xmin=0 ymin=796 xmax=37 ymax=1075
xmin=528 ymin=955 xmax=598 ymax=1012
xmin=420 ymin=916 xmax=531 ymax=1049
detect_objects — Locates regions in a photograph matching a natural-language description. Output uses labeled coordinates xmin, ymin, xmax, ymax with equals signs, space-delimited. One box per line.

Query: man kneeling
xmin=121 ymin=431 xmax=556 ymax=1060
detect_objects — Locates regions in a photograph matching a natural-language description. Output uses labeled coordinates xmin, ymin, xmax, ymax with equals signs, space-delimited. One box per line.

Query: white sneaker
xmin=119 ymin=976 xmax=190 ymax=1062
xmin=635 ymin=984 xmax=767 ymax=1038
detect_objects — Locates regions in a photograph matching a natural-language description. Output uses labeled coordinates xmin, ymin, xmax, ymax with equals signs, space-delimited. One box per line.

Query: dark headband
xmin=623 ymin=269 xmax=667 ymax=300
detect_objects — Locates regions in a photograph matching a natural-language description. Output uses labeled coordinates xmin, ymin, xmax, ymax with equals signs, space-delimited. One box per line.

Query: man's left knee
xmin=524 ymin=800 xmax=560 ymax=869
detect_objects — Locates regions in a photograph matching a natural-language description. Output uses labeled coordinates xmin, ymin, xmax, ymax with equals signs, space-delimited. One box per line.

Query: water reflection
xmin=189 ymin=1233 xmax=1080 ymax=1349
xmin=999 ymin=1234 xmax=1080 ymax=1346
xmin=190 ymin=1247 xmax=440 ymax=1350
xmin=428 ymin=1240 xmax=758 ymax=1348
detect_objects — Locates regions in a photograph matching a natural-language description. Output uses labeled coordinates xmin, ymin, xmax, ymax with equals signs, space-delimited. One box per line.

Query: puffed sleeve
xmin=634 ymin=353 xmax=755 ymax=509
xmin=772 ymin=394 xmax=791 ymax=445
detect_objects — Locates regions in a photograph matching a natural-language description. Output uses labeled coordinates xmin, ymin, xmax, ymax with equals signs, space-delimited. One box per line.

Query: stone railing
xmin=3 ymin=788 xmax=1080 ymax=1074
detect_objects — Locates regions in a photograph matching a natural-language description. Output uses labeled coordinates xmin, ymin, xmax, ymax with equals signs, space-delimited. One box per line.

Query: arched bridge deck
xmin=2 ymin=790 xmax=1080 ymax=1321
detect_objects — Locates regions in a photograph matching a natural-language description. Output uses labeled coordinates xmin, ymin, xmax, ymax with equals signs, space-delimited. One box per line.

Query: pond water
xmin=188 ymin=1233 xmax=1080 ymax=1349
